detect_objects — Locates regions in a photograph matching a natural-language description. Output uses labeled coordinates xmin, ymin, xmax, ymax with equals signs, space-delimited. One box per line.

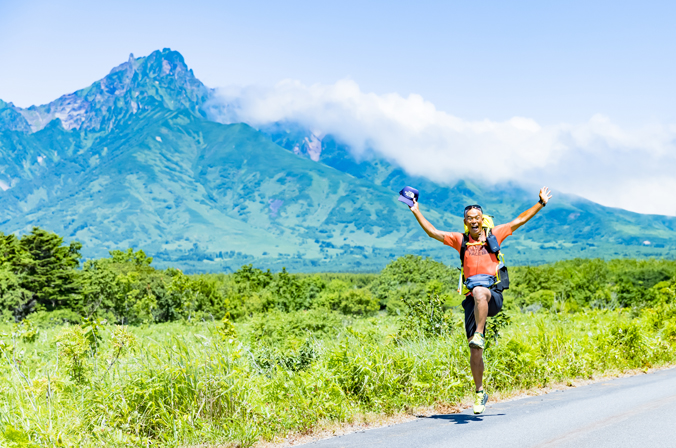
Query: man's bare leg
xmin=470 ymin=345 xmax=484 ymax=391
xmin=470 ymin=287 xmax=492 ymax=391
xmin=473 ymin=287 xmax=492 ymax=334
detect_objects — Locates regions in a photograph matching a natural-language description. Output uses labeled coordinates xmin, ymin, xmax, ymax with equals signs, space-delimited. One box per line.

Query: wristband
xmin=539 ymin=198 xmax=546 ymax=207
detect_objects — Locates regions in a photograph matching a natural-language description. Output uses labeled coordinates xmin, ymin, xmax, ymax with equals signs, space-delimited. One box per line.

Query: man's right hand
xmin=410 ymin=198 xmax=419 ymax=213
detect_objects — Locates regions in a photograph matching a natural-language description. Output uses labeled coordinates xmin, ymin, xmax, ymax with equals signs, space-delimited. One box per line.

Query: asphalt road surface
xmin=303 ymin=367 xmax=676 ymax=448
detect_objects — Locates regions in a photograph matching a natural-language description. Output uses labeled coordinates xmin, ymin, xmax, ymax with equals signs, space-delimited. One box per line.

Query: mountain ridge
xmin=0 ymin=49 xmax=210 ymax=134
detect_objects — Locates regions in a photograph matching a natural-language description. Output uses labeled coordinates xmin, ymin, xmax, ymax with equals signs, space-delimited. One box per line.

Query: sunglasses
xmin=464 ymin=204 xmax=483 ymax=213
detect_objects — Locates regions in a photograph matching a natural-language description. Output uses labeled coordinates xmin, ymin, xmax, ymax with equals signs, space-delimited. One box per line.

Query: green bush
xmin=247 ymin=309 xmax=343 ymax=348
xmin=54 ymin=325 xmax=94 ymax=383
xmin=254 ymin=338 xmax=321 ymax=372
xmin=661 ymin=318 xmax=676 ymax=343
xmin=313 ymin=280 xmax=379 ymax=316
xmin=30 ymin=309 xmax=83 ymax=327
xmin=397 ymin=286 xmax=455 ymax=338
xmin=514 ymin=289 xmax=556 ymax=311
xmin=370 ymin=255 xmax=457 ymax=311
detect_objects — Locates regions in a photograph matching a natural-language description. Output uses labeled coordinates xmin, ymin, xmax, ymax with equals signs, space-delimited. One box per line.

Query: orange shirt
xmin=443 ymin=224 xmax=512 ymax=278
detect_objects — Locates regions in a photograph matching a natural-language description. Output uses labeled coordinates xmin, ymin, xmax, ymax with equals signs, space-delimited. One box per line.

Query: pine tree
xmin=15 ymin=227 xmax=82 ymax=312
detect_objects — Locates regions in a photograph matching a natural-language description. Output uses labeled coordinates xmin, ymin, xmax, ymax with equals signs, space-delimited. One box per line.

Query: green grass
xmin=2 ymin=303 xmax=676 ymax=447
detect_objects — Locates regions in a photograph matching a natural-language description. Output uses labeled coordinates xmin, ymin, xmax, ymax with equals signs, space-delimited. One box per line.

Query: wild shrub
xmin=611 ymin=260 xmax=675 ymax=307
xmin=13 ymin=319 xmax=38 ymax=343
xmin=598 ymin=318 xmax=652 ymax=368
xmin=1 ymin=425 xmax=38 ymax=448
xmin=513 ymin=289 xmax=556 ymax=311
xmin=0 ymin=332 xmax=14 ymax=357
xmin=485 ymin=311 xmax=512 ymax=346
xmin=661 ymin=318 xmax=676 ymax=344
xmin=247 ymin=309 xmax=342 ymax=349
xmin=233 ymin=263 xmax=273 ymax=290
xmin=398 ymin=285 xmax=454 ymax=339
xmin=640 ymin=302 xmax=676 ymax=332
xmin=313 ymin=280 xmax=379 ymax=316
xmin=325 ymin=333 xmax=467 ymax=411
xmin=490 ymin=339 xmax=543 ymax=389
xmin=220 ymin=265 xmax=277 ymax=318
xmin=253 ymin=338 xmax=321 ymax=372
xmin=299 ymin=274 xmax=326 ymax=305
xmin=312 ymin=279 xmax=349 ymax=309
xmin=81 ymin=317 xmax=106 ymax=355
xmin=371 ymin=255 xmax=457 ymax=311
xmin=162 ymin=268 xmax=227 ymax=322
xmin=107 ymin=325 xmax=137 ymax=370
xmin=337 ymin=288 xmax=379 ymax=315
xmin=216 ymin=314 xmax=237 ymax=342
xmin=649 ymin=278 xmax=676 ymax=305
xmin=74 ymin=249 xmax=162 ymax=324
xmin=76 ymin=249 xmax=229 ymax=325
xmin=54 ymin=326 xmax=93 ymax=383
xmin=269 ymin=268 xmax=307 ymax=311
xmin=28 ymin=309 xmax=82 ymax=327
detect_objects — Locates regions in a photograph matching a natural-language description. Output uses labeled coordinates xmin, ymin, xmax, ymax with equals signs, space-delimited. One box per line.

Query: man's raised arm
xmin=410 ymin=199 xmax=452 ymax=243
xmin=508 ymin=186 xmax=553 ymax=232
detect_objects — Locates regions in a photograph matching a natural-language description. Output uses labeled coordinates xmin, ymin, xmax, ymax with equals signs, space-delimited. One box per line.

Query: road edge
xmin=254 ymin=363 xmax=676 ymax=447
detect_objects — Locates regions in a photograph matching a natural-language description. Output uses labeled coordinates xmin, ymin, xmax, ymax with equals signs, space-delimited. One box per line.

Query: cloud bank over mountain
xmin=210 ymin=79 xmax=676 ymax=216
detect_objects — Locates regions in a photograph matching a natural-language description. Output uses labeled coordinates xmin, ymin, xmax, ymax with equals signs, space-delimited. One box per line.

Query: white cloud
xmin=208 ymin=79 xmax=676 ymax=216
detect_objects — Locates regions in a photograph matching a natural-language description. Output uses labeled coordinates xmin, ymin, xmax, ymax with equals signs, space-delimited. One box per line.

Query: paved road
xmin=303 ymin=367 xmax=676 ymax=448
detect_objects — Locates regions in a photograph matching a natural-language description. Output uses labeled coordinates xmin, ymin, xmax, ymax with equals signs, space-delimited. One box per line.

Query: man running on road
xmin=408 ymin=186 xmax=552 ymax=414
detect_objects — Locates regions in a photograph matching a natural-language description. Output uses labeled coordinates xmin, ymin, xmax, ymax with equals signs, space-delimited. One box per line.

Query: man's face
xmin=464 ymin=208 xmax=483 ymax=237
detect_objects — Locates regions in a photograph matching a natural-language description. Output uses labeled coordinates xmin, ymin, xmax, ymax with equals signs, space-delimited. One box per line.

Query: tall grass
xmin=2 ymin=305 xmax=676 ymax=447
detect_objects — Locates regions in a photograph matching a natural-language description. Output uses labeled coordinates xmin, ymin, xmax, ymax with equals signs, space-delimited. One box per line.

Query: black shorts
xmin=462 ymin=287 xmax=504 ymax=339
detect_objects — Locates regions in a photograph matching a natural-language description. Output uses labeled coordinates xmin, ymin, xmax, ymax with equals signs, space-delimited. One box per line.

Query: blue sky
xmin=1 ymin=0 xmax=675 ymax=214
xmin=2 ymin=0 xmax=674 ymax=125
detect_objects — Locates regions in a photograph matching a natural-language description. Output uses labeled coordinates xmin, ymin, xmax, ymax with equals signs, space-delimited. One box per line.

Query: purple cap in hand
xmin=398 ymin=186 xmax=419 ymax=207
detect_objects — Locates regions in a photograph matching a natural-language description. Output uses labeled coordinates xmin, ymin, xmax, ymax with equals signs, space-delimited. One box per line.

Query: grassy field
xmin=2 ymin=254 xmax=676 ymax=446
xmin=2 ymin=302 xmax=676 ymax=447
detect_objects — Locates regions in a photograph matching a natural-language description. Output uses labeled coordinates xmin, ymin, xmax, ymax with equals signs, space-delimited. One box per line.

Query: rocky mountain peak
xmin=0 ymin=100 xmax=32 ymax=133
xmin=5 ymin=49 xmax=211 ymax=133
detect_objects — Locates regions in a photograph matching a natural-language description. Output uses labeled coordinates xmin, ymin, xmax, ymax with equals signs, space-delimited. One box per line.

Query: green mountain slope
xmin=0 ymin=49 xmax=675 ymax=272
xmin=263 ymin=124 xmax=676 ymax=261
xmin=0 ymin=108 xmax=456 ymax=271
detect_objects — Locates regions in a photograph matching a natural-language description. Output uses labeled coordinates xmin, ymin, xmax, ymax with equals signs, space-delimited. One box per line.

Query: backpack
xmin=457 ymin=214 xmax=510 ymax=294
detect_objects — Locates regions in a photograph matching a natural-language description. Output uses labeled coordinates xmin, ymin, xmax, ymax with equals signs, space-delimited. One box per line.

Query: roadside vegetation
xmin=1 ymin=227 xmax=676 ymax=447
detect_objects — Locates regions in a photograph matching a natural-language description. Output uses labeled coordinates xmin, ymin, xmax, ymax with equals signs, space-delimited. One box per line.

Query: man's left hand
xmin=539 ymin=186 xmax=552 ymax=205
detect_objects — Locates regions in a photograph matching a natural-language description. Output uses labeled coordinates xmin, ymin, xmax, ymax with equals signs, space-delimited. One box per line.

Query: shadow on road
xmin=425 ymin=413 xmax=506 ymax=425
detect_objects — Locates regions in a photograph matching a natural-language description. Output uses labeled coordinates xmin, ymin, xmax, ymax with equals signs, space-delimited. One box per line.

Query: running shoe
xmin=468 ymin=332 xmax=485 ymax=350
xmin=473 ymin=390 xmax=488 ymax=414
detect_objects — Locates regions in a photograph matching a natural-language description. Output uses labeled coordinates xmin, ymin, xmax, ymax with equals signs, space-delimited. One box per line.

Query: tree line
xmin=1 ymin=227 xmax=675 ymax=325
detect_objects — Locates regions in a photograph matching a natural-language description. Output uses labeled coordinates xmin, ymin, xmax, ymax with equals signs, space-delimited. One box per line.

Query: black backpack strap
xmin=460 ymin=233 xmax=469 ymax=279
